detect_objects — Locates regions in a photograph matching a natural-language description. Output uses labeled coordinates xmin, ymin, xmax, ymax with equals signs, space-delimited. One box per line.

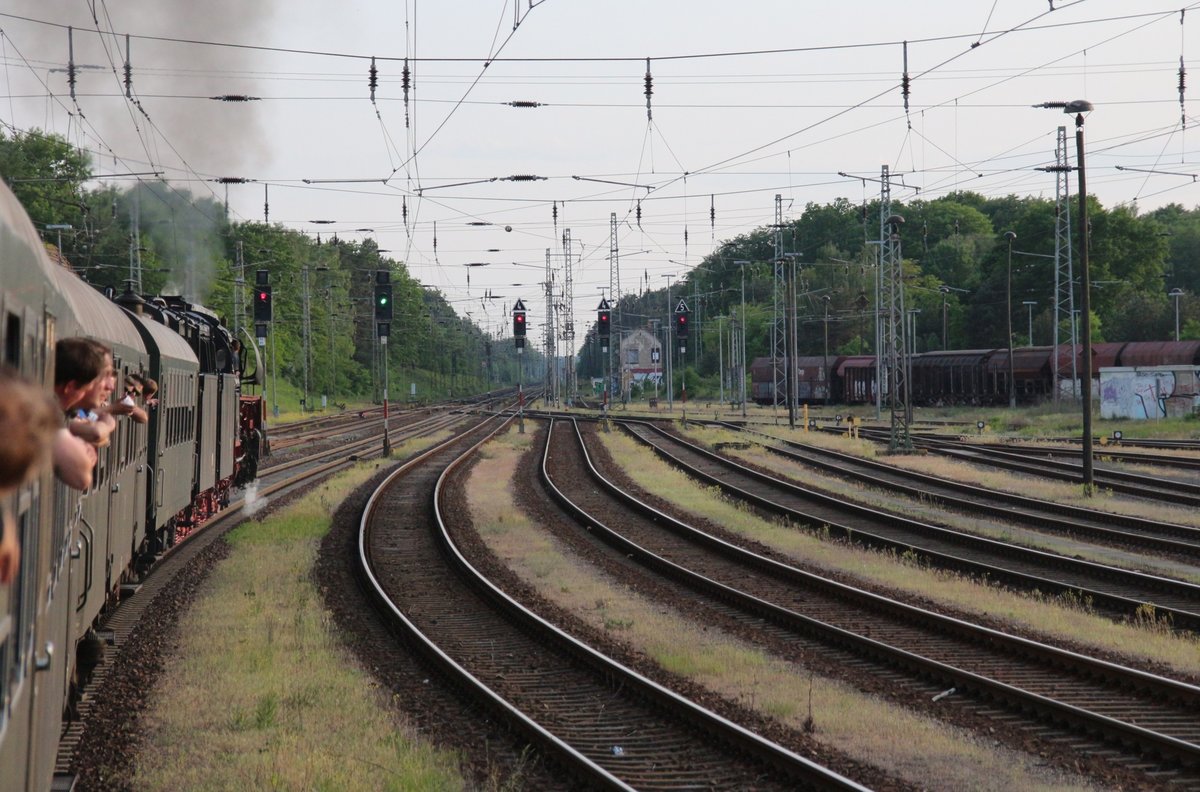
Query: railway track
xmin=543 ymin=418 xmax=1200 ymax=787
xmin=851 ymin=428 xmax=1200 ymax=505
xmin=59 ymin=410 xmax=479 ymax=783
xmin=357 ymin=414 xmax=866 ymax=790
xmin=945 ymin=438 xmax=1200 ymax=472
xmin=616 ymin=419 xmax=1200 ymax=632
xmin=709 ymin=421 xmax=1200 ymax=561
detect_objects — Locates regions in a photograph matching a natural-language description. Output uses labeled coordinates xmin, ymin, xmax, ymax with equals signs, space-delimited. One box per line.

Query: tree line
xmin=1 ymin=129 xmax=534 ymax=405
xmin=580 ymin=191 xmax=1200 ymax=394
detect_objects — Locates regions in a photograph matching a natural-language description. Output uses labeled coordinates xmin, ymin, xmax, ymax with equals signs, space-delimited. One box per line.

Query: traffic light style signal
xmin=598 ymin=309 xmax=611 ymax=337
xmin=675 ymin=312 xmax=688 ymax=338
xmin=374 ymin=284 xmax=393 ymax=321
xmin=513 ymin=312 xmax=527 ymax=338
xmin=253 ymin=285 xmax=273 ymax=322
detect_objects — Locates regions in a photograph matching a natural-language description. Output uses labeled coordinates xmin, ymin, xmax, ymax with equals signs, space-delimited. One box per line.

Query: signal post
xmin=513 ymin=299 xmax=527 ymax=433
xmin=253 ymin=269 xmax=276 ymax=416
xmin=375 ymin=270 xmax=393 ymax=456
xmin=675 ymin=298 xmax=690 ymax=425
xmin=597 ymin=299 xmax=611 ymax=431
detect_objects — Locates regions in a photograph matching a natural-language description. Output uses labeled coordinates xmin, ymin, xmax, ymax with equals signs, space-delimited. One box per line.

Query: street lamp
xmin=1022 ymin=301 xmax=1037 ymax=346
xmin=1170 ymin=288 xmax=1185 ymax=341
xmin=1004 ymin=230 xmax=1017 ymax=408
xmin=1039 ymin=98 xmax=1095 ymax=492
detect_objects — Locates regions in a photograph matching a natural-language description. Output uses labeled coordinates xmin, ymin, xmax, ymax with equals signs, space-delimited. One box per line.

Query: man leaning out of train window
xmin=0 ymin=367 xmax=60 ymax=584
xmin=60 ymin=339 xmax=124 ymax=448
xmin=51 ymin=338 xmax=105 ymax=489
xmin=120 ymin=373 xmax=149 ymax=424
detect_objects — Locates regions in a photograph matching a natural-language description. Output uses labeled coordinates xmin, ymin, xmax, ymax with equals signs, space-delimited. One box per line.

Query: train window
xmin=10 ymin=503 xmax=35 ymax=677
xmin=4 ymin=312 xmax=18 ymax=365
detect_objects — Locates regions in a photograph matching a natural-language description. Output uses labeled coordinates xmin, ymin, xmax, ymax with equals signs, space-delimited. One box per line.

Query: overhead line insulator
xmin=644 ymin=57 xmax=653 ymax=122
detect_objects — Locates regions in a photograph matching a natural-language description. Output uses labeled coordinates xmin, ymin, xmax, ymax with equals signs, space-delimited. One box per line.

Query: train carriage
xmin=121 ymin=304 xmax=201 ymax=555
xmin=1116 ymin=340 xmax=1200 ymax=367
xmin=0 ymin=178 xmax=264 ymax=792
xmin=910 ymin=349 xmax=991 ymax=404
xmin=0 ymin=181 xmax=70 ymax=792
xmin=836 ymin=355 xmax=878 ymax=405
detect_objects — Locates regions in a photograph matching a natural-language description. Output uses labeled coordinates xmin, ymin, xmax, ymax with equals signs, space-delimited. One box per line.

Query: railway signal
xmin=512 ymin=298 xmax=527 ymax=348
xmin=597 ymin=297 xmax=611 ymax=353
xmin=374 ymin=270 xmax=393 ymax=322
xmin=674 ymin=297 xmax=690 ymax=352
xmin=253 ymin=281 xmax=273 ymax=325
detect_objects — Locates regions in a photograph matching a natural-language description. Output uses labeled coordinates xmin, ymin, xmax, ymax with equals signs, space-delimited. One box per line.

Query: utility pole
xmin=664 ymin=274 xmax=675 ymax=410
xmin=823 ymin=295 xmax=831 ymax=406
xmin=302 ymin=264 xmax=311 ymax=412
xmin=733 ymin=260 xmax=750 ymax=418
xmin=234 ymin=241 xmax=245 ymax=339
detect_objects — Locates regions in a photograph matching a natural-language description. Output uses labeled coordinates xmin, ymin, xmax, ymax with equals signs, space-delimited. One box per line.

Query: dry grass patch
xmin=133 ymin=462 xmax=467 ymax=792
xmin=719 ymin=443 xmax=1200 ymax=584
xmin=599 ymin=430 xmax=1200 ymax=677
xmin=685 ymin=422 xmax=1200 ymax=540
xmin=469 ymin=428 xmax=1102 ymax=791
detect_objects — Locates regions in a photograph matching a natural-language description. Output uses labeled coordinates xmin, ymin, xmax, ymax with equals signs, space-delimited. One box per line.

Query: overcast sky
xmin=4 ymin=1 xmax=1200 ymax=350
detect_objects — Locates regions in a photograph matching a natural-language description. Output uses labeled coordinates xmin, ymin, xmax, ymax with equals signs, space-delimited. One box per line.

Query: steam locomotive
xmin=0 ymin=180 xmax=265 ymax=791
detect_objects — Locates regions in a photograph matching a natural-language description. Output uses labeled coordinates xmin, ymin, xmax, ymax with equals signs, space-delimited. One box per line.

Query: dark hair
xmin=55 ymin=337 xmax=108 ymax=386
xmin=0 ymin=365 xmax=59 ymax=489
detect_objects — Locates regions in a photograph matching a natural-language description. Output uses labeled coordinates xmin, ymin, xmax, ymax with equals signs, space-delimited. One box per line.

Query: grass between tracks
xmin=470 ymin=425 xmax=1101 ymax=792
xmin=608 ymin=427 xmax=1200 ymax=676
xmin=684 ymin=427 xmax=1200 ymax=585
xmin=133 ymin=441 xmax=468 ymax=791
xmin=735 ymin=422 xmax=1200 ymax=530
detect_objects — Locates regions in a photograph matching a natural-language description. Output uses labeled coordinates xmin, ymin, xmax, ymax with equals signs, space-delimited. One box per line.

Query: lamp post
xmin=1022 ymin=301 xmax=1037 ymax=346
xmin=734 ymin=260 xmax=750 ymax=417
xmin=1039 ymin=98 xmax=1095 ymax=492
xmin=1003 ymin=231 xmax=1017 ymax=408
xmin=1170 ymin=288 xmax=1185 ymax=341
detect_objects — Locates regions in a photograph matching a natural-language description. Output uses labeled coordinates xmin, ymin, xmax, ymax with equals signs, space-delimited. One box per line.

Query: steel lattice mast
xmin=544 ymin=247 xmax=557 ymax=405
xmin=610 ymin=212 xmax=621 ymax=402
xmin=771 ymin=194 xmax=788 ymax=411
xmin=1052 ymin=126 xmax=1079 ymax=402
xmin=879 ymin=165 xmax=912 ymax=451
xmin=561 ymin=227 xmax=576 ymax=401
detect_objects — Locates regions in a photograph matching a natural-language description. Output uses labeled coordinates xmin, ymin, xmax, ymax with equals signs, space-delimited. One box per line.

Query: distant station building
xmin=619 ymin=327 xmax=662 ymax=391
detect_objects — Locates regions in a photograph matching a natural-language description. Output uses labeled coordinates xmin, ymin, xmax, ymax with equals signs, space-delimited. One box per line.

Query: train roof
xmin=836 ymin=355 xmax=877 ymax=374
xmin=0 ymin=181 xmax=69 ymax=326
xmin=130 ymin=310 xmax=199 ymax=368
xmin=1116 ymin=340 xmax=1200 ymax=367
xmin=983 ymin=347 xmax=1054 ymax=375
xmin=51 ymin=270 xmax=146 ymax=355
xmin=911 ymin=349 xmax=992 ymax=367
